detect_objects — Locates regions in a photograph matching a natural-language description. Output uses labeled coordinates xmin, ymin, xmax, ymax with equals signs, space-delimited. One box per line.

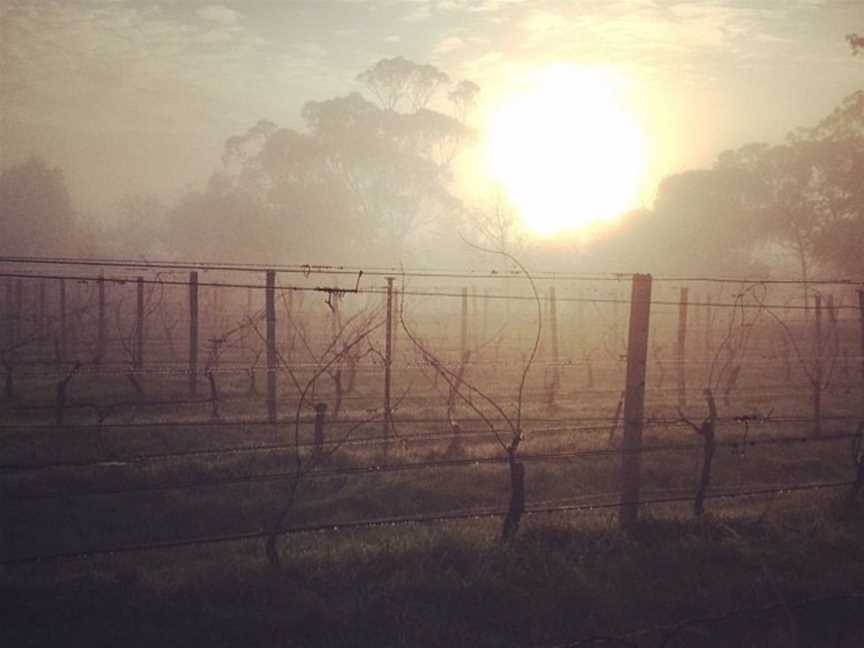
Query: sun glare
xmin=485 ymin=65 xmax=647 ymax=237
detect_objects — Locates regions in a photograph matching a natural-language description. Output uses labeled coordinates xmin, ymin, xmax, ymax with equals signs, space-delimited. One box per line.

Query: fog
xmin=1 ymin=1 xmax=862 ymax=279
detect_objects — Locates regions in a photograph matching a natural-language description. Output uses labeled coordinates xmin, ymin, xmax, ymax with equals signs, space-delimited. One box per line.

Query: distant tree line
xmin=585 ymin=89 xmax=863 ymax=279
xmin=1 ymin=54 xmax=861 ymax=281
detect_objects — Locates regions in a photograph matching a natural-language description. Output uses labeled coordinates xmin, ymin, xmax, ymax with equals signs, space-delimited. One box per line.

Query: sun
xmin=485 ymin=65 xmax=647 ymax=237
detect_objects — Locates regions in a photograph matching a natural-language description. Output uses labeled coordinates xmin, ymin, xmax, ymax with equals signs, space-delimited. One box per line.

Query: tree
xmin=715 ymin=90 xmax=864 ymax=282
xmin=0 ymin=157 xmax=78 ymax=256
xmin=716 ymin=141 xmax=824 ymax=294
xmin=108 ymin=193 xmax=167 ymax=258
xmin=164 ymin=184 xmax=288 ymax=263
xmin=848 ymin=32 xmax=864 ymax=55
xmin=578 ymin=164 xmax=765 ymax=276
xmin=449 ymin=80 xmax=480 ymax=124
xmin=356 ymin=56 xmax=450 ymax=112
xmin=215 ymin=59 xmax=477 ymax=264
xmin=796 ymin=91 xmax=864 ymax=276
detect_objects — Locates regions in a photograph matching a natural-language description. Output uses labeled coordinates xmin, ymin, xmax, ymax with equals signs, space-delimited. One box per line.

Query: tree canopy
xmin=0 ymin=157 xmax=79 ymax=256
xmin=173 ymin=59 xmax=478 ymax=264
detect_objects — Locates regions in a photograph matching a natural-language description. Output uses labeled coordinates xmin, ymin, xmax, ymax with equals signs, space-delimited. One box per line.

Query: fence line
xmin=2 ymin=255 xmax=863 ymax=285
xmin=1 ymin=479 xmax=854 ymax=568
xmin=2 ymin=260 xmax=863 ymax=565
xmin=6 ymin=430 xmax=860 ymax=501
xmin=1 ymin=270 xmax=861 ymax=311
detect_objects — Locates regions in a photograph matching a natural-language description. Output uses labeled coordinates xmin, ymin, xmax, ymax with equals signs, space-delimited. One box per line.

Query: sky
xmin=1 ymin=0 xmax=862 ymax=220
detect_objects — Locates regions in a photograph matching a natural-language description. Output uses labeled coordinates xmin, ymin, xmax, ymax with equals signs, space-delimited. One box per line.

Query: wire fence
xmin=1 ymin=256 xmax=863 ymax=565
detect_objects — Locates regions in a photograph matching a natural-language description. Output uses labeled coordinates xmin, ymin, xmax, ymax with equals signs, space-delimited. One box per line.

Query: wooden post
xmin=0 ymin=480 xmax=11 ymax=561
xmin=215 ymin=282 xmax=223 ymax=330
xmin=313 ymin=402 xmax=328 ymax=463
xmin=814 ymin=293 xmax=823 ymax=436
xmin=859 ymin=289 xmax=864 ymax=391
xmin=471 ymin=285 xmax=479 ymax=353
xmin=575 ymin=289 xmax=585 ymax=361
xmin=37 ymin=281 xmax=46 ymax=338
xmin=548 ymin=285 xmax=560 ymax=402
xmin=135 ymin=276 xmax=144 ymax=369
xmin=619 ymin=273 xmax=652 ymax=530
xmin=392 ymin=287 xmax=399 ymax=364
xmin=14 ymin=280 xmax=22 ymax=344
xmin=704 ymin=296 xmax=713 ymax=383
xmin=460 ymin=286 xmax=468 ymax=360
xmin=97 ymin=274 xmax=106 ymax=369
xmin=59 ymin=278 xmax=67 ymax=364
xmin=189 ymin=271 xmax=199 ymax=395
xmin=3 ymin=280 xmax=12 ymax=347
xmin=265 ymin=270 xmax=277 ymax=424
xmin=482 ymin=287 xmax=489 ymax=348
xmin=384 ymin=277 xmax=394 ymax=436
xmin=677 ymin=287 xmax=689 ymax=408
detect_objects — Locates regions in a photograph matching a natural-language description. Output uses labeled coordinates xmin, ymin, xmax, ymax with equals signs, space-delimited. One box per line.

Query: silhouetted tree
xmin=798 ymin=91 xmax=864 ymax=276
xmin=449 ymin=79 xmax=481 ymax=124
xmin=356 ymin=56 xmax=450 ymax=112
xmin=165 ymin=184 xmax=288 ymax=263
xmin=214 ymin=59 xmax=477 ymax=264
xmin=109 ymin=193 xmax=167 ymax=258
xmin=0 ymin=157 xmax=78 ymax=256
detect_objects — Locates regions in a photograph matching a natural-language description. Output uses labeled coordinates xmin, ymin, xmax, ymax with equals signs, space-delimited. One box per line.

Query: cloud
xmin=195 ymin=5 xmax=240 ymax=26
xmin=401 ymin=4 xmax=432 ymax=23
xmin=434 ymin=35 xmax=466 ymax=54
xmin=292 ymin=41 xmax=327 ymax=59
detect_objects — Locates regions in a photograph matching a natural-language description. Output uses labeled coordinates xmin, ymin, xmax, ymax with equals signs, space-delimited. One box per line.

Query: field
xmin=2 ymin=258 xmax=864 ymax=646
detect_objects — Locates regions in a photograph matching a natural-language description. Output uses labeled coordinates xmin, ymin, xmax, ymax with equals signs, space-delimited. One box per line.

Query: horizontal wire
xmin=0 ymin=479 xmax=854 ymax=567
xmin=6 ymin=431 xmax=858 ymax=501
xmin=1 ymin=270 xmax=860 ymax=310
xmin=2 ymin=428 xmax=859 ymax=475
xmin=0 ymin=414 xmax=858 ymax=436
xmin=2 ymin=255 xmax=863 ymax=285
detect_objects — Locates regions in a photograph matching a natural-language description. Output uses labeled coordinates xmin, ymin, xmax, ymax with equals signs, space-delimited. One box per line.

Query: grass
xmin=3 ymin=314 xmax=862 ymax=646
xmin=3 ymin=495 xmax=864 ymax=647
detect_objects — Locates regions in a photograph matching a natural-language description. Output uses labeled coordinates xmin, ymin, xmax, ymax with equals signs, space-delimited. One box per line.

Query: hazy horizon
xmin=2 ymin=0 xmax=862 ymax=224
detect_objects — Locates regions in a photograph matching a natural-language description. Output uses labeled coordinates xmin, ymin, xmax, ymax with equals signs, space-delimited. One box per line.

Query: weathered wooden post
xmin=392 ymin=287 xmax=399 ymax=363
xmin=384 ymin=277 xmax=394 ymax=436
xmin=14 ymin=280 xmax=22 ymax=345
xmin=135 ymin=276 xmax=144 ymax=370
xmin=548 ymin=285 xmax=560 ymax=404
xmin=96 ymin=274 xmax=106 ymax=370
xmin=58 ymin=278 xmax=67 ymax=364
xmin=313 ymin=402 xmax=328 ymax=463
xmin=2 ymin=280 xmax=11 ymax=348
xmin=704 ymin=295 xmax=713 ymax=376
xmin=0 ymin=480 xmax=11 ymax=562
xmin=37 ymin=281 xmax=46 ymax=339
xmin=677 ymin=287 xmax=689 ymax=408
xmin=460 ymin=286 xmax=469 ymax=361
xmin=859 ymin=288 xmax=864 ymax=392
xmin=189 ymin=271 xmax=199 ymax=395
xmin=813 ymin=293 xmax=823 ymax=435
xmin=575 ymin=288 xmax=585 ymax=362
xmin=619 ymin=273 xmax=652 ymax=530
xmin=266 ymin=270 xmax=277 ymax=424
xmin=471 ymin=285 xmax=479 ymax=353
xmin=482 ymin=287 xmax=489 ymax=349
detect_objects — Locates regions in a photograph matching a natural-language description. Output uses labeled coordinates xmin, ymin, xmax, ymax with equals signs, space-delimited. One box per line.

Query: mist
xmin=3 ymin=3 xmax=864 ymax=647
xmin=2 ymin=1 xmax=862 ymax=278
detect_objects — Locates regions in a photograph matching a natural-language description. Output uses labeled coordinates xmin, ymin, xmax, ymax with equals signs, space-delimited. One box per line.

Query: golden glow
xmin=485 ymin=65 xmax=647 ymax=237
